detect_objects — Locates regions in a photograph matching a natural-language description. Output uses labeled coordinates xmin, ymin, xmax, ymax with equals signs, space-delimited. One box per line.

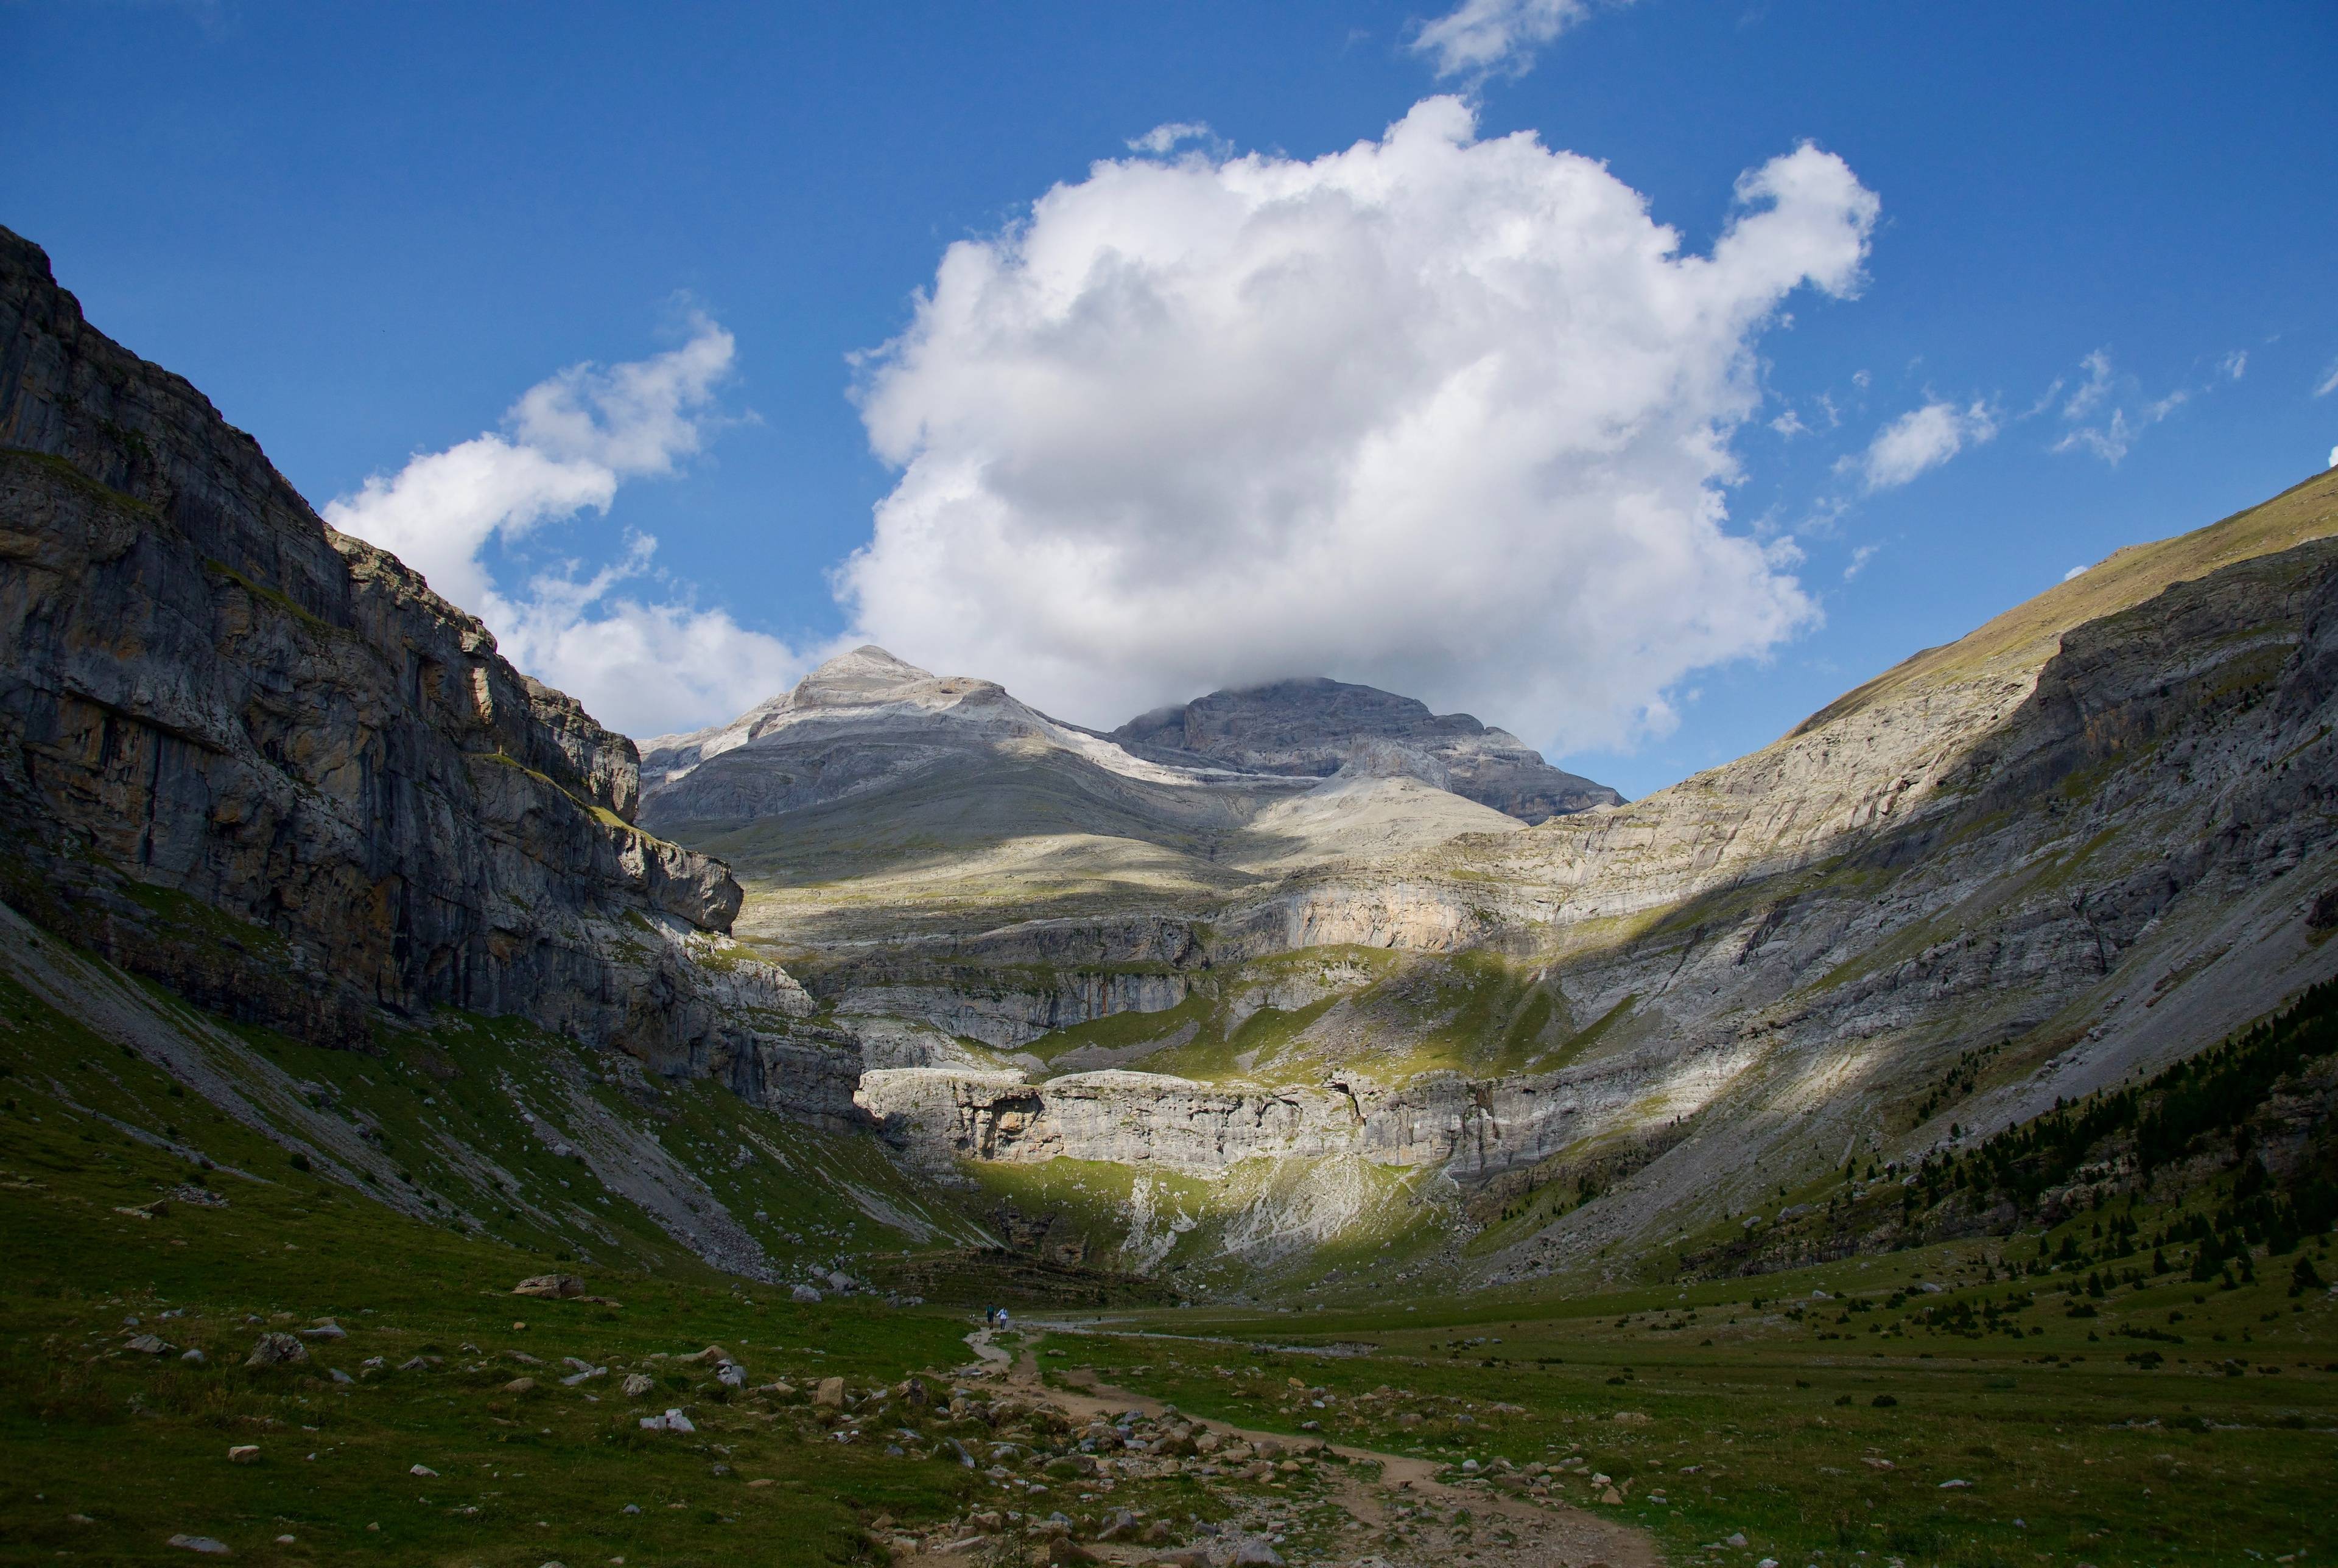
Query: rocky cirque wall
xmin=849 ymin=513 xmax=2338 ymax=1273
xmin=0 ymin=228 xmax=831 ymax=1102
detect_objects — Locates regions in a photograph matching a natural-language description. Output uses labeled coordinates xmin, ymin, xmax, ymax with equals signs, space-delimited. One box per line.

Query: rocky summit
xmin=1111 ymin=676 xmax=1624 ymax=823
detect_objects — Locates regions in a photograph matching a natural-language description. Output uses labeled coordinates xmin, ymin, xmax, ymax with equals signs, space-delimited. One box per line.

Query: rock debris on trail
xmin=890 ymin=1328 xmax=1659 ymax=1568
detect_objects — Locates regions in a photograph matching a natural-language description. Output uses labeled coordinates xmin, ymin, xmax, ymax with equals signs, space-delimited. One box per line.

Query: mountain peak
xmin=1111 ymin=676 xmax=1621 ymax=822
xmin=793 ymin=644 xmax=948 ymax=708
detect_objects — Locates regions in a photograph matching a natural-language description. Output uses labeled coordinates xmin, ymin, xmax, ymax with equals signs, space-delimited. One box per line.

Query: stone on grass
xmin=181 ymin=1348 xmax=207 ymax=1365
xmin=410 ymin=1464 xmax=438 ymax=1477
xmin=813 ymin=1376 xmax=846 ymax=1407
xmin=1725 ymin=1533 xmax=1749 ymax=1547
xmin=513 ymin=1274 xmax=586 ymax=1299
xmin=226 ymin=1446 xmax=259 ymax=1465
xmin=166 ymin=1535 xmax=231 ymax=1555
xmin=621 ymin=1373 xmax=655 ymax=1398
xmin=504 ymin=1377 xmax=538 ymax=1395
xmin=1230 ymin=1542 xmax=1283 ymax=1567
xmin=244 ymin=1334 xmax=307 ymax=1368
xmin=792 ymin=1284 xmax=821 ymax=1304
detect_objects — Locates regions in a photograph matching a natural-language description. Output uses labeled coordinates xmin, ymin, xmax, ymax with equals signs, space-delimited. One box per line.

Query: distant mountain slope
xmin=1111 ymin=676 xmax=1622 ymax=822
xmin=637 ymin=647 xmax=1524 ymax=950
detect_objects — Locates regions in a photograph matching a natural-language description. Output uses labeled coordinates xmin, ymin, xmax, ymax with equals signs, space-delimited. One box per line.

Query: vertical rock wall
xmin=0 ymin=226 xmax=816 ymax=1082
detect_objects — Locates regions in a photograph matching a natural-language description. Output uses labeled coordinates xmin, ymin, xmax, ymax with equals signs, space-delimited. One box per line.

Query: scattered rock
xmin=640 ymin=1409 xmax=696 ymax=1433
xmin=1230 ymin=1542 xmax=1283 ymax=1566
xmin=243 ymin=1334 xmax=307 ymax=1368
xmin=226 ymin=1446 xmax=259 ymax=1465
xmin=1613 ymin=1410 xmax=1653 ymax=1425
xmin=504 ymin=1377 xmax=538 ymax=1395
xmin=1726 ymin=1534 xmax=1749 ymax=1547
xmin=510 ymin=1271 xmax=582 ymax=1299
xmin=622 ymin=1373 xmax=655 ymax=1398
xmin=125 ymin=1334 xmax=172 ymax=1355
xmin=180 ymin=1349 xmax=207 ymax=1365
xmin=791 ymin=1284 xmax=822 ymax=1304
xmin=814 ymin=1376 xmax=846 ymax=1407
xmin=410 ymin=1464 xmax=438 ymax=1477
xmin=299 ymin=1322 xmax=347 ymax=1340
xmin=329 ymin=1367 xmax=353 ymax=1385
xmin=166 ymin=1535 xmax=232 ymax=1555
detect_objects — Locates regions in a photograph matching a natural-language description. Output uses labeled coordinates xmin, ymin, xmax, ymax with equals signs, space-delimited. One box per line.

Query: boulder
xmin=814 ymin=1376 xmax=846 ymax=1407
xmin=621 ymin=1373 xmax=655 ymax=1398
xmin=243 ymin=1334 xmax=307 ymax=1368
xmin=226 ymin=1446 xmax=259 ymax=1465
xmin=513 ymin=1274 xmax=586 ymax=1300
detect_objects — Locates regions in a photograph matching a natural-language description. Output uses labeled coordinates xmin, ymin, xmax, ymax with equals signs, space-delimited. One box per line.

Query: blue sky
xmin=5 ymin=0 xmax=2334 ymax=796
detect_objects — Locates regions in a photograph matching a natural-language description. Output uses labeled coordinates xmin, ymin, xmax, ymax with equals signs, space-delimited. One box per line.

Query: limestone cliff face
xmin=837 ymin=487 xmax=2338 ymax=1284
xmin=1111 ymin=676 xmax=1623 ymax=824
xmin=0 ymin=228 xmax=815 ymax=1083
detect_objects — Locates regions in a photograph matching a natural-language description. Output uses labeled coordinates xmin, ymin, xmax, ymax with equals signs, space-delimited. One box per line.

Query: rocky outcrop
xmin=1111 ymin=676 xmax=1623 ymax=822
xmin=0 ymin=227 xmax=814 ymax=1080
xmin=855 ymin=1037 xmax=1743 ymax=1180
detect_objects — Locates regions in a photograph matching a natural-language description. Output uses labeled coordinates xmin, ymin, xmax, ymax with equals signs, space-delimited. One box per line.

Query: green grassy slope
xmin=0 ymin=971 xmax=995 ymax=1566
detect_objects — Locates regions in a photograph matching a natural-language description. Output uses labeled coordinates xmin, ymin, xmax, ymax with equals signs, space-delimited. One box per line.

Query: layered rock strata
xmin=841 ymin=492 xmax=2338 ymax=1278
xmin=0 ymin=228 xmax=820 ymax=1097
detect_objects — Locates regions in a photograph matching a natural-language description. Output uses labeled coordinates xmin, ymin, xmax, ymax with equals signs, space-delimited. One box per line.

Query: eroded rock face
xmin=854 ymin=1057 xmax=1705 ymax=1179
xmin=1111 ymin=676 xmax=1622 ymax=824
xmin=846 ymin=501 xmax=2338 ymax=1282
xmin=0 ymin=226 xmax=812 ymax=1078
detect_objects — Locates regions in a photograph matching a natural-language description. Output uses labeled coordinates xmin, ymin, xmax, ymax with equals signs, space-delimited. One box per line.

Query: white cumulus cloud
xmin=1411 ymin=0 xmax=1616 ymax=79
xmin=841 ymin=97 xmax=1878 ymax=753
xmin=325 ymin=320 xmax=804 ymax=738
xmin=1855 ymin=399 xmax=1999 ymax=492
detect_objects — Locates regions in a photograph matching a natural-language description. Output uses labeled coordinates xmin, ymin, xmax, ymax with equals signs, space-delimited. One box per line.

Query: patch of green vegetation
xmin=1061 ymin=1199 xmax=2338 ymax=1568
xmin=200 ymin=559 xmax=339 ymax=638
xmin=0 ymin=446 xmax=161 ymax=519
xmin=1535 ymin=992 xmax=1635 ymax=1075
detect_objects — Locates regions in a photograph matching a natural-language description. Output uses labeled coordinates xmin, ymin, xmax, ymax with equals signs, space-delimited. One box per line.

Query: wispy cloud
xmin=2315 ymin=357 xmax=2338 ymax=398
xmin=1409 ymin=0 xmax=1628 ymax=80
xmin=1127 ymin=122 xmax=1218 ymax=156
xmin=2049 ymin=348 xmax=2231 ymax=466
xmin=1850 ymin=398 xmax=1999 ymax=491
